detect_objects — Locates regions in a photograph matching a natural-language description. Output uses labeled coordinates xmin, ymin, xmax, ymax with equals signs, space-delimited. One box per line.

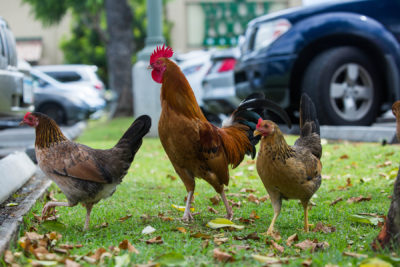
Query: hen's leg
xmin=267 ymin=191 xmax=282 ymax=235
xmin=83 ymin=203 xmax=94 ymax=230
xmin=301 ymin=200 xmax=310 ymax=232
xmin=41 ymin=202 xmax=73 ymax=217
xmin=175 ymin=167 xmax=195 ymax=222
xmin=220 ymin=190 xmax=233 ymax=220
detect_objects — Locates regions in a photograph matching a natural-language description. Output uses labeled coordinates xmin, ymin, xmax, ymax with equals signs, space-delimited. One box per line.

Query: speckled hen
xmin=21 ymin=112 xmax=151 ymax=230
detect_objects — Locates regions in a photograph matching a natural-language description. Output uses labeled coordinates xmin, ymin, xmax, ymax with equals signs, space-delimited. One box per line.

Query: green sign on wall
xmin=202 ymin=0 xmax=270 ymax=46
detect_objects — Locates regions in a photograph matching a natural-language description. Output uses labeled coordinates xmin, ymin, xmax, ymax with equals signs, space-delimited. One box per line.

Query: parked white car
xmin=33 ymin=64 xmax=106 ymax=98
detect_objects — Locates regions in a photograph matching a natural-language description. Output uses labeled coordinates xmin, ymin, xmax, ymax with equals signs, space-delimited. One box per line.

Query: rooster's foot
xmin=224 ymin=212 xmax=233 ymax=221
xmin=182 ymin=212 xmax=194 ymax=222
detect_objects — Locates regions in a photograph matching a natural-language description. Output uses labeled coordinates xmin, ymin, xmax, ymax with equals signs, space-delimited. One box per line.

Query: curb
xmin=0 ymin=152 xmax=36 ymax=203
xmin=0 ymin=169 xmax=51 ymax=255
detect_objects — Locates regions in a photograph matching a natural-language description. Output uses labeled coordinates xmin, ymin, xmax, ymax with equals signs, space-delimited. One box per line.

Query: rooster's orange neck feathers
xmin=35 ymin=117 xmax=68 ymax=149
xmin=160 ymin=59 xmax=206 ymax=120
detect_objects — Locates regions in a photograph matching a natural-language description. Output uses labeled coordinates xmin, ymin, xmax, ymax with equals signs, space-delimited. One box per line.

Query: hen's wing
xmin=42 ymin=142 xmax=113 ymax=184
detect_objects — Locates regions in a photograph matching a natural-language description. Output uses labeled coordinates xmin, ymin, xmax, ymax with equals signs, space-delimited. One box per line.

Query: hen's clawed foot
xmin=41 ymin=203 xmax=55 ymax=218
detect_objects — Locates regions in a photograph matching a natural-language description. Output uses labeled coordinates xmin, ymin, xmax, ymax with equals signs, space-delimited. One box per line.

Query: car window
xmin=0 ymin=25 xmax=5 ymax=57
xmin=4 ymin=27 xmax=17 ymax=66
xmin=45 ymin=71 xmax=82 ymax=83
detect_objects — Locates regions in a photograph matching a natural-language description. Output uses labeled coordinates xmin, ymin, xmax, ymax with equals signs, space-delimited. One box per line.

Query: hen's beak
xmin=253 ymin=129 xmax=261 ymax=137
xmin=19 ymin=120 xmax=25 ymax=126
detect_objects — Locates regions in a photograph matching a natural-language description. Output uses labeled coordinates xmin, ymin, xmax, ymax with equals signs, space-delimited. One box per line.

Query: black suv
xmin=235 ymin=0 xmax=400 ymax=125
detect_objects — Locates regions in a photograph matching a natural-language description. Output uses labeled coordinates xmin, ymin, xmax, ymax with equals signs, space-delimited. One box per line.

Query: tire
xmin=38 ymin=103 xmax=66 ymax=125
xmin=302 ymin=46 xmax=382 ymax=126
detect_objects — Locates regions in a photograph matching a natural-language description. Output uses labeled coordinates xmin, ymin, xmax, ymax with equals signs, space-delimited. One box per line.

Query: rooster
xmin=254 ymin=93 xmax=322 ymax=233
xmin=20 ymin=112 xmax=151 ymax=229
xmin=148 ymin=45 xmax=291 ymax=221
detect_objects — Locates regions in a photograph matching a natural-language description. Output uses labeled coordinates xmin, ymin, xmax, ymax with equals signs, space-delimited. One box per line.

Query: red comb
xmin=256 ymin=118 xmax=263 ymax=128
xmin=150 ymin=44 xmax=173 ymax=64
xmin=24 ymin=112 xmax=32 ymax=120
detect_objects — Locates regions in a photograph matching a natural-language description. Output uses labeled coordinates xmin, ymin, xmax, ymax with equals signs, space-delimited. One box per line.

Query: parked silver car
xmin=31 ymin=69 xmax=106 ymax=125
xmin=202 ymin=48 xmax=241 ymax=122
xmin=33 ymin=64 xmax=106 ymax=98
xmin=0 ymin=17 xmax=33 ymax=124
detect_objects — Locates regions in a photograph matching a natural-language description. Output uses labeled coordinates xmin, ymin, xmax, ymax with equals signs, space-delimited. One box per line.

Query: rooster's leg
xmin=301 ymin=201 xmax=309 ymax=232
xmin=220 ymin=190 xmax=233 ymax=220
xmin=182 ymin=191 xmax=194 ymax=222
xmin=83 ymin=203 xmax=94 ymax=230
xmin=267 ymin=192 xmax=282 ymax=235
xmin=41 ymin=201 xmax=72 ymax=217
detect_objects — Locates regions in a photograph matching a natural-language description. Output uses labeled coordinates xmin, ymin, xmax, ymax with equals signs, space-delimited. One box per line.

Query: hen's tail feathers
xmin=116 ymin=115 xmax=151 ymax=157
xmin=224 ymin=93 xmax=291 ymax=159
xmin=296 ymin=93 xmax=322 ymax=159
xmin=299 ymin=93 xmax=320 ymax=136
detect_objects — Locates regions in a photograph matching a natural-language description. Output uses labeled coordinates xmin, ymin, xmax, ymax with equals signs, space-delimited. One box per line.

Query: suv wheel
xmin=39 ymin=103 xmax=66 ymax=125
xmin=302 ymin=46 xmax=381 ymax=125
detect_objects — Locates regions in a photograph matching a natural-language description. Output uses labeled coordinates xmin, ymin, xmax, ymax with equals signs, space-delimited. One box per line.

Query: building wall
xmin=0 ymin=0 xmax=71 ymax=65
xmin=166 ymin=0 xmax=302 ymax=53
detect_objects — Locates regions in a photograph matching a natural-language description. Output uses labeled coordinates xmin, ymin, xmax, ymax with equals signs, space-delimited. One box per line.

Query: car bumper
xmin=234 ymin=53 xmax=297 ymax=108
xmin=203 ymin=86 xmax=241 ymax=115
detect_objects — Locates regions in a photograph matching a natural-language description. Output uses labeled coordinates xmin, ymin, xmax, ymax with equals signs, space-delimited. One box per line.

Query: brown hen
xmin=254 ymin=93 xmax=322 ymax=234
xmin=21 ymin=112 xmax=151 ymax=229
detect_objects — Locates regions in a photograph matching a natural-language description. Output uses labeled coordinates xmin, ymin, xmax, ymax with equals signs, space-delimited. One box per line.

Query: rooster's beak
xmin=253 ymin=129 xmax=262 ymax=137
xmin=147 ymin=65 xmax=153 ymax=70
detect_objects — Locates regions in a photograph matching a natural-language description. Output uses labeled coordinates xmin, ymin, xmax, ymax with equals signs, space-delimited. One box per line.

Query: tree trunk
xmin=373 ymin=101 xmax=400 ymax=250
xmin=105 ymin=0 xmax=134 ymax=117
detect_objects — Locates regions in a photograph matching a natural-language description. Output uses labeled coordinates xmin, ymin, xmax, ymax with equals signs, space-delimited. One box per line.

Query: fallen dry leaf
xmin=65 ymin=259 xmax=82 ymax=267
xmin=269 ymin=230 xmax=281 ymax=241
xmin=330 ymin=196 xmax=344 ymax=206
xmin=337 ymin=178 xmax=352 ymax=190
xmin=146 ymin=236 xmax=163 ymax=244
xmin=4 ymin=250 xmax=14 ymax=264
xmin=90 ymin=247 xmax=107 ymax=261
xmin=247 ymin=194 xmax=260 ymax=204
xmin=166 ymin=174 xmax=177 ymax=181
xmin=190 ymin=232 xmax=211 ymax=239
xmin=228 ymin=199 xmax=241 ymax=208
xmin=118 ymin=214 xmax=132 ymax=222
xmin=269 ymin=240 xmax=284 ymax=253
xmin=249 ymin=210 xmax=260 ymax=219
xmin=202 ymin=239 xmax=209 ymax=249
xmin=342 ymin=251 xmax=368 ymax=258
xmin=213 ymin=237 xmax=229 ymax=245
xmin=302 ymin=258 xmax=312 ymax=267
xmin=213 ymin=248 xmax=234 ymax=262
xmin=210 ymin=195 xmax=221 ymax=205
xmin=240 ymin=188 xmax=256 ymax=193
xmin=119 ymin=240 xmax=139 ymax=254
xmin=95 ymin=222 xmax=109 ymax=229
xmin=286 ymin=233 xmax=299 ymax=246
xmin=340 ymin=154 xmax=349 ymax=159
xmin=295 ymin=239 xmax=329 ymax=252
xmin=238 ymin=217 xmax=254 ymax=224
xmin=312 ymin=222 xmax=336 ymax=233
xmin=347 ymin=195 xmax=372 ymax=204
xmin=208 ymin=206 xmax=218 ymax=214
xmin=377 ymin=161 xmax=392 ymax=168
xmin=259 ymin=195 xmax=269 ymax=202
xmin=176 ymin=227 xmax=187 ymax=233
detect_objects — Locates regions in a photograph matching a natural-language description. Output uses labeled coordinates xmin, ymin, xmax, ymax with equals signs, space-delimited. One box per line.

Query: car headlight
xmin=252 ymin=18 xmax=291 ymax=51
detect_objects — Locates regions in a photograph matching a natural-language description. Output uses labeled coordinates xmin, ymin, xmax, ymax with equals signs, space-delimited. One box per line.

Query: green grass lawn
xmin=7 ymin=117 xmax=400 ymax=266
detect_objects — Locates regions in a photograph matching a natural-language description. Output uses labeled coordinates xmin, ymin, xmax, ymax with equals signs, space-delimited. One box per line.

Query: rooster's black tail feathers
xmin=228 ymin=93 xmax=291 ymax=158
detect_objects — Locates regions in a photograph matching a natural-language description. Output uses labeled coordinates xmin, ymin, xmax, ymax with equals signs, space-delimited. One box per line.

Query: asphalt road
xmin=0 ymin=121 xmax=87 ymax=158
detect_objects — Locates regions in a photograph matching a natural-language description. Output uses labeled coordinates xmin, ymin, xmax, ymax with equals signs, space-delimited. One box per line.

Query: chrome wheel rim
xmin=329 ymin=63 xmax=373 ymax=121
